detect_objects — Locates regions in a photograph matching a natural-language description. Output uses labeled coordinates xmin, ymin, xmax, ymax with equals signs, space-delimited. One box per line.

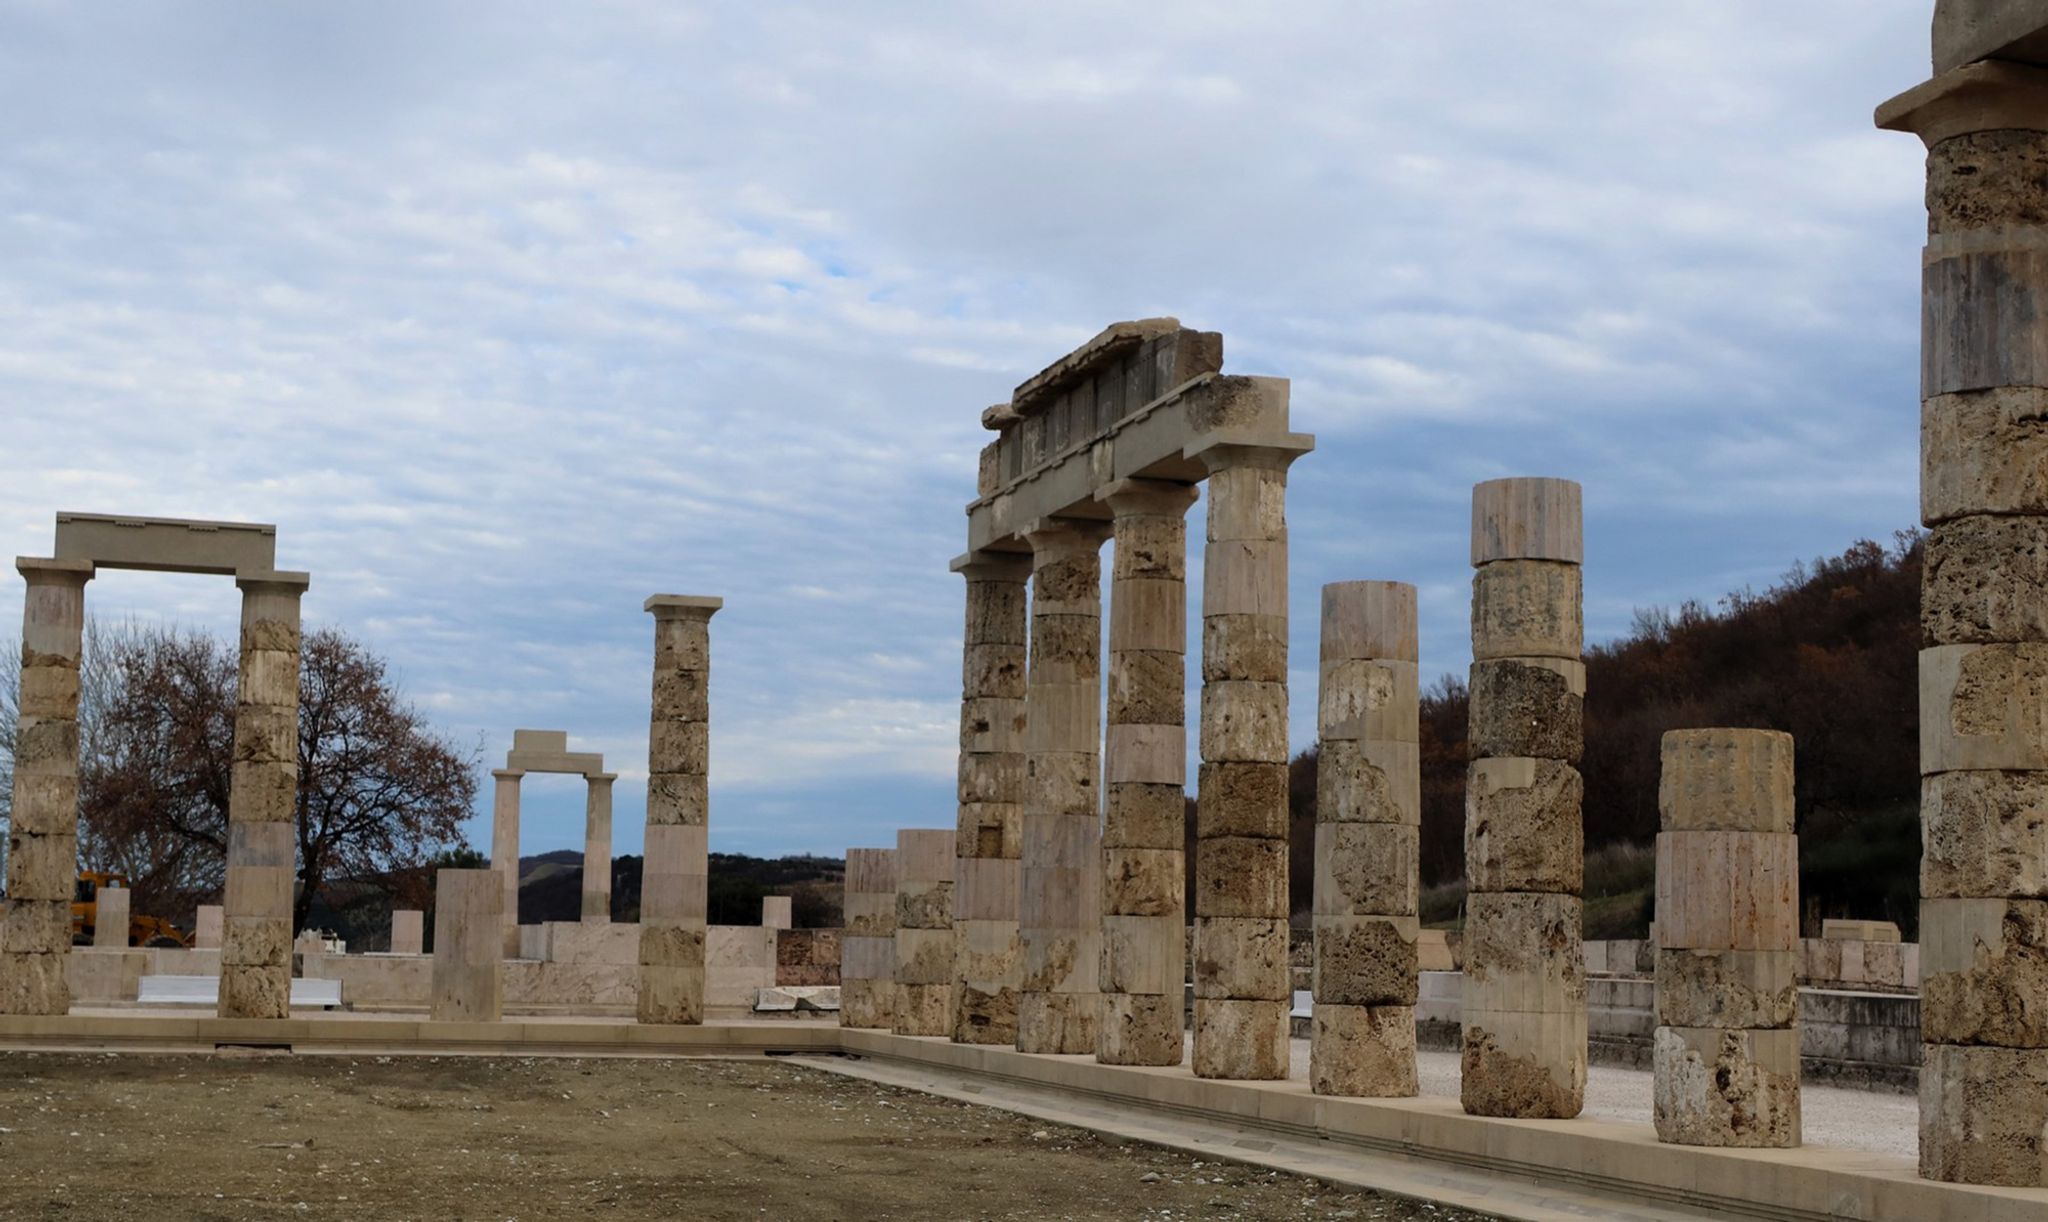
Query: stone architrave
xmin=1192 ymin=439 xmax=1308 ymax=1081
xmin=431 ymin=869 xmax=503 ymax=1022
xmin=894 ymin=829 xmax=956 ymax=1036
xmin=92 ymin=886 xmax=131 ymax=949
xmin=840 ymin=848 xmax=898 ymax=1029
xmin=1016 ymin=518 xmax=1111 ymax=1055
xmin=1461 ymin=477 xmax=1587 ymax=1118
xmin=1652 ymin=729 xmax=1800 ymax=1148
xmin=950 ymin=550 xmax=1031 ymax=1046
xmin=390 ymin=910 xmax=424 ymax=956
xmin=1 ymin=558 xmax=92 ymax=1015
xmin=218 ymin=570 xmax=309 ymax=1020
xmin=489 ymin=768 xmax=524 ymax=957
xmin=1880 ymin=31 xmax=2048 ymax=1187
xmin=639 ymin=594 xmax=721 ymax=1025
xmin=1310 ymin=581 xmax=1421 ymax=1097
xmin=1098 ymin=478 xmax=1198 ymax=1066
xmin=582 ymin=773 xmax=616 ymax=923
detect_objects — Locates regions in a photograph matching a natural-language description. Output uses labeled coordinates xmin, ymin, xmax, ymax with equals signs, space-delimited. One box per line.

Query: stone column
xmin=1461 ymin=477 xmax=1585 ymax=1118
xmin=1098 ymin=479 xmax=1197 ymax=1066
xmin=218 ymin=570 xmax=308 ymax=1021
xmin=193 ymin=905 xmax=224 ymax=950
xmin=489 ymin=768 xmax=523 ymax=957
xmin=894 ymin=828 xmax=956 ymax=1036
xmin=1193 ymin=442 xmax=1303 ymax=1080
xmin=390 ymin=910 xmax=424 ymax=956
xmin=1016 ymin=518 xmax=1111 ymax=1055
xmin=1880 ymin=51 xmax=2048 ymax=1188
xmin=431 ymin=868 xmax=503 ymax=1022
xmin=1 ymin=558 xmax=91 ymax=1015
xmin=639 ymin=594 xmax=720 ymax=1025
xmin=1653 ymin=729 xmax=1800 ymax=1147
xmin=581 ymin=773 xmax=615 ymax=923
xmin=840 ymin=847 xmax=898 ymax=1029
xmin=92 ymin=886 xmax=131 ymax=949
xmin=1311 ymin=581 xmax=1421 ymax=1096
xmin=951 ymin=550 xmax=1030 ymax=1046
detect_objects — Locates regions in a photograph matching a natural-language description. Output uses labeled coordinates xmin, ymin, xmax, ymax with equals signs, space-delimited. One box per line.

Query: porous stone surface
xmin=1464 ymin=759 xmax=1583 ymax=893
xmin=1098 ymin=993 xmax=1183 ymax=1066
xmin=839 ymin=978 xmax=893 ymax=1029
xmin=1310 ymin=1004 xmax=1418 ymax=1097
xmin=1460 ymin=1009 xmax=1586 ymax=1119
xmin=1316 ymin=739 xmax=1418 ymax=824
xmin=1311 ymin=915 xmax=1419 ymax=1006
xmin=1920 ymin=1042 xmax=2048 ymax=1186
xmin=218 ymin=963 xmax=290 ymax=1021
xmin=1466 ymin=660 xmax=1583 ymax=763
xmin=1655 ymin=948 xmax=1798 ymax=1029
xmin=1313 ymin=823 xmax=1420 ymax=915
xmin=893 ymin=983 xmax=954 ymax=1035
xmin=1923 ymin=388 xmax=2048 ymax=524
xmin=1921 ymin=642 xmax=2048 ymax=773
xmin=1195 ymin=762 xmax=1289 ymax=838
xmin=1191 ymin=916 xmax=1287 ymax=999
xmin=1922 ymin=771 xmax=2048 ymax=898
xmin=0 ymin=952 xmax=67 ymax=1015
xmin=1191 ymin=998 xmax=1289 ymax=1080
xmin=1920 ymin=897 xmax=2048 ymax=1047
xmin=1651 ymin=1026 xmax=1800 ymax=1148
xmin=1927 ymin=130 xmax=2048 ymax=232
xmin=1657 ymin=729 xmax=1795 ymax=833
xmin=1470 ymin=561 xmax=1582 ymax=661
xmin=1461 ymin=893 xmax=1585 ymax=1012
xmin=1925 ymin=514 xmax=2048 ymax=644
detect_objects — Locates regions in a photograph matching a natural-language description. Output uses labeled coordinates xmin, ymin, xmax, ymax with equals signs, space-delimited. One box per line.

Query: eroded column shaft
xmin=639 ymin=595 xmax=720 ymax=1025
xmin=218 ymin=571 xmax=308 ymax=1021
xmin=1311 ymin=581 xmax=1420 ymax=1096
xmin=1016 ymin=519 xmax=1110 ymax=1055
xmin=582 ymin=774 xmax=616 ymax=923
xmin=1652 ymin=729 xmax=1800 ymax=1147
xmin=952 ymin=552 xmax=1030 ymax=1045
xmin=1193 ymin=446 xmax=1299 ymax=1080
xmin=894 ymin=828 xmax=956 ymax=1036
xmin=1460 ymin=477 xmax=1586 ymax=1118
xmin=840 ymin=847 xmax=898 ymax=1029
xmin=1 ymin=559 xmax=92 ymax=1016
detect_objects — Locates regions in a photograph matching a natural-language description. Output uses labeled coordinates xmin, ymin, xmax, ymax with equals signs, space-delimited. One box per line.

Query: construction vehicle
xmin=71 ymin=871 xmax=190 ymax=948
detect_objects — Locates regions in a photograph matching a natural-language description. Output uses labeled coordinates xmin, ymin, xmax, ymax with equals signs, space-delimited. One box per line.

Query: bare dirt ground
xmin=0 ymin=1052 xmax=1496 ymax=1221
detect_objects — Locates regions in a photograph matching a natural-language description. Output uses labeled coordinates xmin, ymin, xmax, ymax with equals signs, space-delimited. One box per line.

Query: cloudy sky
xmin=0 ymin=2 xmax=1934 ymax=859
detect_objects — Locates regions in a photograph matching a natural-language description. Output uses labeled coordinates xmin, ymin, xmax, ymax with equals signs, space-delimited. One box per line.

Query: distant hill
xmin=514 ymin=850 xmax=845 ymax=928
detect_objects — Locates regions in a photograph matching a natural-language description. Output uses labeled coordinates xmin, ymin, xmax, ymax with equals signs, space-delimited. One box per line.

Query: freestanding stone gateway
xmin=1098 ymin=478 xmax=1198 ymax=1066
xmin=1310 ymin=581 xmax=1421 ymax=1097
xmin=490 ymin=731 xmax=611 ymax=954
xmin=894 ymin=829 xmax=956 ymax=1037
xmin=840 ymin=847 xmax=898 ymax=1030
xmin=1879 ymin=7 xmax=2048 ymax=1185
xmin=639 ymin=595 xmax=720 ymax=1025
xmin=1460 ymin=477 xmax=1587 ymax=1118
xmin=1652 ymin=729 xmax=1800 ymax=1148
xmin=431 ymin=868 xmax=503 ymax=1022
xmin=951 ymin=551 xmax=1030 ymax=1046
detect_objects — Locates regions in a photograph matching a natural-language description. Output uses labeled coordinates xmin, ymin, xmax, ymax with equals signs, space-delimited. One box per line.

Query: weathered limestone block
xmin=956 ymin=801 xmax=1021 ymax=860
xmin=16 ymin=665 xmax=79 ymax=720
xmin=1923 ymin=387 xmax=2048 ymax=524
xmin=13 ymin=717 xmax=79 ymax=769
xmin=957 ymin=754 xmax=1024 ymax=805
xmin=1920 ymin=1042 xmax=2048 ymax=1187
xmin=638 ymin=921 xmax=706 ymax=967
xmin=1467 ymin=659 xmax=1583 ymax=763
xmin=1460 ymin=1008 xmax=1587 ymax=1119
xmin=1191 ymin=916 xmax=1288 ymax=999
xmin=896 ymin=882 xmax=955 ymax=931
xmin=1199 ymin=680 xmax=1288 ymax=763
xmin=1099 ymin=915 xmax=1178 ymax=994
xmin=1202 ymin=539 xmax=1288 ymax=618
xmin=1471 ymin=561 xmax=1583 ymax=661
xmin=959 ymin=697 xmax=1027 ymax=753
xmin=1652 ymin=1026 xmax=1801 ymax=1148
xmin=1201 ymin=614 xmax=1287 ymax=683
xmin=1192 ymin=998 xmax=1289 ymax=1079
xmin=638 ymin=963 xmax=705 ymax=1025
xmin=1196 ymin=761 xmax=1289 ymax=838
xmin=650 ymin=668 xmax=709 ymax=720
xmin=1655 ymin=948 xmax=1798 ymax=1029
xmin=1921 ymin=642 xmax=2048 ymax=773
xmin=1921 ymin=897 xmax=2048 ymax=1047
xmin=895 ymin=928 xmax=956 ymax=986
xmin=1465 ymin=759 xmax=1583 ymax=893
xmin=1102 ymin=848 xmax=1181 ymax=917
xmin=963 ymin=642 xmax=1026 ymax=698
xmin=1102 ymin=783 xmax=1184 ymax=848
xmin=1099 ymin=993 xmax=1183 ymax=1065
xmin=5 ymin=832 xmax=77 ymax=902
xmin=1311 ymin=1004 xmax=1418 ymax=1097
xmin=1107 ymin=651 xmax=1184 ymax=724
xmin=1653 ymin=831 xmax=1799 ymax=952
xmin=965 ymin=584 xmax=1028 ymax=645
xmin=1658 ymin=729 xmax=1795 ymax=833
xmin=220 ymin=916 xmax=291 ymax=967
xmin=1193 ymin=836 xmax=1287 ymax=918
xmin=1312 ymin=915 xmax=1419 ymax=1006
xmin=0 ymin=902 xmax=70 ymax=955
xmin=1016 ymin=992 xmax=1095 ymax=1054
xmin=840 ymin=978 xmax=893 ymax=1029
xmin=1925 ymin=515 xmax=2048 ymax=645
xmin=1312 ymin=824 xmax=1421 ymax=915
xmin=1922 ymin=771 xmax=2048 ymax=898
xmin=646 ymin=773 xmax=709 ymax=826
xmin=1317 ymin=739 xmax=1419 ymax=824
xmin=1317 ymin=659 xmax=1419 ymax=744
xmin=7 ymin=773 xmax=77 ymax=836
xmin=219 ymin=964 xmax=290 ymax=1021
xmin=1031 ymin=616 xmax=1103 ymax=680
xmin=1462 ymin=893 xmax=1586 ymax=1013
xmin=0 ymin=952 xmax=67 ymax=1015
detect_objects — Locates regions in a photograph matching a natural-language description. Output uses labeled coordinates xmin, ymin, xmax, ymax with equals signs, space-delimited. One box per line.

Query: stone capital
xmin=16 ymin=557 xmax=95 ymax=587
xmin=949 ymin=549 xmax=1033 ymax=583
xmin=1184 ymin=430 xmax=1315 ymax=475
xmin=1019 ymin=516 xmax=1114 ymax=555
xmin=234 ymin=569 xmax=311 ymax=596
xmin=586 ymin=772 xmax=618 ymax=786
xmin=1097 ymin=478 xmax=1199 ymax=518
xmin=645 ymin=594 xmax=723 ymax=622
xmin=1878 ymin=60 xmax=2048 ymax=146
xmin=490 ymin=768 xmax=525 ymax=781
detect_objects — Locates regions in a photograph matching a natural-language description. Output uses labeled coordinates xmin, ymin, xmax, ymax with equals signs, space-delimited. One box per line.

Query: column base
xmin=1017 ymin=991 xmax=1097 ymax=1055
xmin=1311 ymin=1004 xmax=1418 ymax=1097
xmin=1098 ymin=992 xmax=1183 ymax=1066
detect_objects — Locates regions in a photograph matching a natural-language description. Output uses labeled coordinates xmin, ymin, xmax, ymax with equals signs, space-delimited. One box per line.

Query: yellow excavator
xmin=71 ymin=872 xmax=190 ymax=948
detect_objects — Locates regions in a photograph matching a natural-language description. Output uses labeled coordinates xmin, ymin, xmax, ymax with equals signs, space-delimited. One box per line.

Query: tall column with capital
xmin=1097 ymin=479 xmax=1197 ymax=1066
xmin=951 ymin=550 xmax=1031 ymax=1045
xmin=639 ymin=594 xmax=721 ymax=1025
xmin=1 ymin=558 xmax=93 ymax=1015
xmin=1016 ymin=518 xmax=1112 ymax=1055
xmin=1192 ymin=441 xmax=1304 ymax=1080
xmin=489 ymin=768 xmax=524 ymax=957
xmin=1880 ymin=41 xmax=2048 ymax=1186
xmin=582 ymin=773 xmax=616 ymax=922
xmin=218 ymin=570 xmax=310 ymax=1020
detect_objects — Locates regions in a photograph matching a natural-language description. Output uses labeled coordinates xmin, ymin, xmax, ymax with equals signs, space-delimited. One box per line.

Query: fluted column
xmin=1016 ymin=517 xmax=1111 ymax=1055
xmin=1193 ymin=442 xmax=1303 ymax=1080
xmin=1311 ymin=581 xmax=1420 ymax=1096
xmin=489 ymin=768 xmax=524 ymax=957
xmin=1097 ymin=478 xmax=1197 ymax=1066
xmin=1461 ymin=477 xmax=1585 ymax=1117
xmin=581 ymin=773 xmax=616 ymax=922
xmin=1 ymin=558 xmax=92 ymax=1015
xmin=840 ymin=847 xmax=898 ymax=1029
xmin=218 ymin=570 xmax=308 ymax=1020
xmin=640 ymin=594 xmax=721 ymax=1025
xmin=1880 ymin=51 xmax=2048 ymax=1186
xmin=951 ymin=550 xmax=1031 ymax=1045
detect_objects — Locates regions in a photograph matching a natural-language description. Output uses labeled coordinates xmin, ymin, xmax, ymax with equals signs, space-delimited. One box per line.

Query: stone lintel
xmin=1934 ymin=0 xmax=2048 ymax=74
xmin=1877 ymin=60 xmax=2048 ymax=145
xmin=15 ymin=557 xmax=95 ymax=584
xmin=645 ymin=594 xmax=724 ymax=619
xmin=505 ymin=751 xmax=606 ymax=776
xmin=1009 ymin=317 xmax=1189 ymax=418
xmin=54 ymin=512 xmax=279 ymax=577
xmin=1184 ymin=429 xmax=1316 ymax=474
